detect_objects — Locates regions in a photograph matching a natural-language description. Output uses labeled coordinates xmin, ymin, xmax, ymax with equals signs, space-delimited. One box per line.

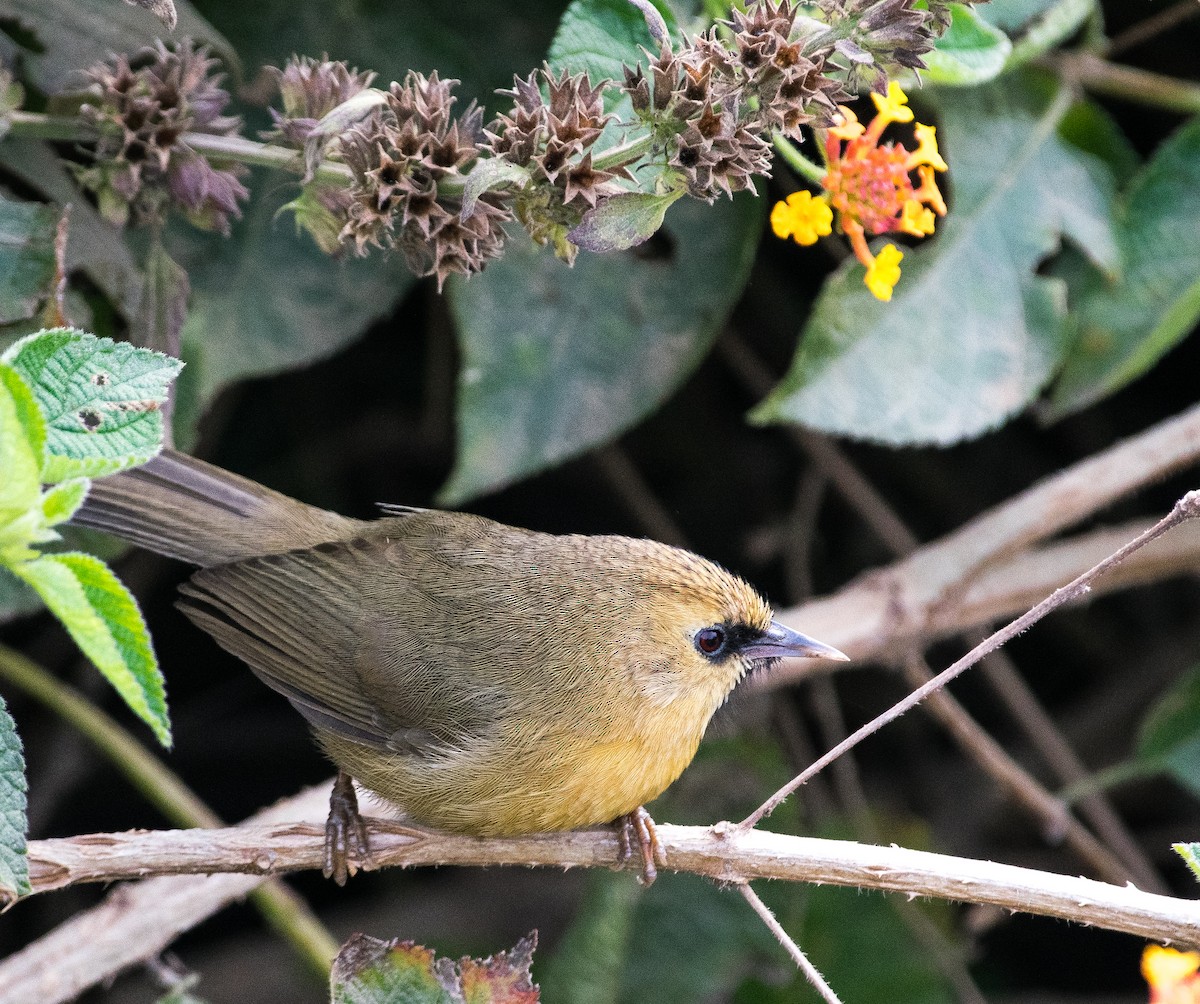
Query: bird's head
xmin=608 ymin=539 xmax=848 ymax=714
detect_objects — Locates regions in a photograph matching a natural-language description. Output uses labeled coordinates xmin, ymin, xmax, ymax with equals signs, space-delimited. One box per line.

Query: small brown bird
xmin=77 ymin=449 xmax=846 ymax=882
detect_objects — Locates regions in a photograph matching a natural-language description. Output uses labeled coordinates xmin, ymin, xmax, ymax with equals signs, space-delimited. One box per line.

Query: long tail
xmin=74 ymin=448 xmax=361 ymax=566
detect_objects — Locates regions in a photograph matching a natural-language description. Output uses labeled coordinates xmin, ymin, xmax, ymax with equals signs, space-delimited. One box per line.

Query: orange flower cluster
xmin=1144 ymin=945 xmax=1200 ymax=1003
xmin=770 ymin=82 xmax=948 ymax=301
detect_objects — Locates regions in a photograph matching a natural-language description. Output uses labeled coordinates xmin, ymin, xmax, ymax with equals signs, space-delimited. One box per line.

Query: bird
xmin=75 ymin=448 xmax=847 ymax=883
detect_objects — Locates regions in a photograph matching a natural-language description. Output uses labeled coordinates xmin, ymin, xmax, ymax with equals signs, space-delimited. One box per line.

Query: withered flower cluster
xmin=77 ymin=40 xmax=247 ymax=234
xmin=264 ymin=54 xmax=376 ymax=147
xmin=486 ymin=69 xmax=629 ymax=263
xmin=339 ymin=72 xmax=512 ymax=289
xmin=73 ymin=0 xmax=969 ymax=283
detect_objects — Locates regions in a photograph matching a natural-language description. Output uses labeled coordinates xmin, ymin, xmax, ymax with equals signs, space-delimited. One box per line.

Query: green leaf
xmin=752 ymin=72 xmax=1117 ymax=445
xmin=133 ymin=240 xmax=190 ymax=358
xmin=40 ymin=477 xmax=88 ymax=527
xmin=1057 ymin=98 xmax=1140 ymax=187
xmin=442 ymin=194 xmax=762 ymax=502
xmin=3 ymin=327 xmax=182 ymax=481
xmin=1049 ymin=115 xmax=1200 ymax=416
xmin=1173 ymin=843 xmax=1200 ymax=885
xmin=1136 ymin=664 xmax=1200 ymax=799
xmin=921 ymin=4 xmax=1011 ymax=86
xmin=14 ymin=552 xmax=170 ymax=746
xmin=0 ymin=693 xmax=29 ymax=904
xmin=0 ymin=363 xmax=45 ymax=564
xmin=997 ymin=0 xmax=1095 ymax=69
xmin=0 ymin=193 xmax=57 ymax=325
xmin=0 ymin=0 xmax=236 ymax=94
xmin=568 ymin=190 xmax=685 ymax=252
xmin=461 ymin=160 xmax=532 ymax=219
xmin=331 ymin=932 xmax=539 ymax=1004
xmin=172 ymin=172 xmax=415 ymax=413
xmin=548 ymin=0 xmax=679 ymax=99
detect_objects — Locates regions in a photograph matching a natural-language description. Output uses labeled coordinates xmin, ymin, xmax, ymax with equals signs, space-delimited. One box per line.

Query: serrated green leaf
xmin=0 ymin=193 xmax=57 ymax=325
xmin=14 ymin=552 xmax=170 ymax=746
xmin=568 ymin=190 xmax=684 ymax=251
xmin=0 ymin=363 xmax=46 ymax=565
xmin=1173 ymin=843 xmax=1200 ymax=884
xmin=41 ymin=478 xmax=89 ymax=527
xmin=752 ymin=72 xmax=1117 ymax=445
xmin=1136 ymin=665 xmax=1200 ymax=798
xmin=921 ymin=4 xmax=1011 ymax=86
xmin=3 ymin=327 xmax=181 ymax=481
xmin=548 ymin=0 xmax=679 ymax=99
xmin=442 ymin=194 xmax=761 ymax=502
xmin=0 ymin=693 xmax=29 ymax=904
xmin=1049 ymin=115 xmax=1200 ymax=416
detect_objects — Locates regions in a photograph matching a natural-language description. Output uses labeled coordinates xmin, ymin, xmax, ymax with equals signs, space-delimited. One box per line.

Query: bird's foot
xmin=616 ymin=806 xmax=666 ymax=886
xmin=323 ymin=770 xmax=372 ymax=885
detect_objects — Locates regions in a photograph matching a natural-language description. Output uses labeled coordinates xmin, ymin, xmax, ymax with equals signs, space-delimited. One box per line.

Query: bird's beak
xmin=743 ymin=620 xmax=849 ymax=662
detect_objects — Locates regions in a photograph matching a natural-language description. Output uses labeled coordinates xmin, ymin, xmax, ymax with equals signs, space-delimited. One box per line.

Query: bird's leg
xmin=616 ymin=805 xmax=666 ymax=885
xmin=323 ymin=770 xmax=372 ymax=885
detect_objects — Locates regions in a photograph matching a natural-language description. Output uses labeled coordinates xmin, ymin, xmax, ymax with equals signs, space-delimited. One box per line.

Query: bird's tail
xmin=74 ymin=448 xmax=360 ymax=567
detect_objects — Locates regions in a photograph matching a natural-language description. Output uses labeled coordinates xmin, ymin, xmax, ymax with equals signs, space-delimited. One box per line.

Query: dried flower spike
xmin=77 ymin=41 xmax=247 ymax=234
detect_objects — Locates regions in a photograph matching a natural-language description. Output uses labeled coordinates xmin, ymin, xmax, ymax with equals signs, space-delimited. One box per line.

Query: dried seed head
xmin=79 ymin=41 xmax=246 ymax=232
xmin=265 ymin=55 xmax=377 ymax=146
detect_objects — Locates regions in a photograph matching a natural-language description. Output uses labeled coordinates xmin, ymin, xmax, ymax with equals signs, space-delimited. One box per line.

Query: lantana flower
xmin=1144 ymin=945 xmax=1200 ymax=1003
xmin=770 ymin=82 xmax=948 ymax=301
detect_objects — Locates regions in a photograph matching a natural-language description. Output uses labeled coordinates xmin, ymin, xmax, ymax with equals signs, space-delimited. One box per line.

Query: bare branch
xmin=13 ymin=817 xmax=1200 ymax=948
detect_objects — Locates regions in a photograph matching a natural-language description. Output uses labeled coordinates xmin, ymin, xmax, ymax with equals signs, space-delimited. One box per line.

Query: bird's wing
xmin=177 ymin=533 xmax=505 ymax=754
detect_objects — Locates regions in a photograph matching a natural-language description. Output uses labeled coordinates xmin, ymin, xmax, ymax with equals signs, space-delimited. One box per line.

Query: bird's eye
xmin=695 ymin=626 xmax=728 ymax=657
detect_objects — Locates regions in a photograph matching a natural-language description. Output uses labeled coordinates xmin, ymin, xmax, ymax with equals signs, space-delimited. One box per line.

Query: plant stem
xmin=772 ymin=132 xmax=826 ymax=186
xmin=0 ymin=642 xmax=339 ymax=975
xmin=1053 ymin=52 xmax=1200 ymax=114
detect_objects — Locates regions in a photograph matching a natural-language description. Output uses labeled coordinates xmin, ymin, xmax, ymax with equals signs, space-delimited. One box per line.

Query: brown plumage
xmin=76 ymin=449 xmax=846 ymax=881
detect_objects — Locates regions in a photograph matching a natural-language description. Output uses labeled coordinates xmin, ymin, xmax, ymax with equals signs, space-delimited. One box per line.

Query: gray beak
xmin=741 ymin=620 xmax=849 ymax=662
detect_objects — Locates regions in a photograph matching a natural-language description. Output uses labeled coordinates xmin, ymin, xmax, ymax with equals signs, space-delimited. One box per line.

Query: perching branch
xmin=15 ymin=814 xmax=1200 ymax=944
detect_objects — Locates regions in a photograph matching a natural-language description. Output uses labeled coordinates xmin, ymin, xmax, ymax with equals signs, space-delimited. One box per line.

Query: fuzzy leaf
xmin=461 ymin=160 xmax=531 ymax=219
xmin=548 ymin=0 xmax=679 ymax=103
xmin=443 ymin=195 xmax=761 ymax=502
xmin=752 ymin=72 xmax=1117 ymax=445
xmin=1174 ymin=843 xmax=1200 ymax=885
xmin=1049 ymin=115 xmax=1200 ymax=416
xmin=0 ymin=694 xmax=28 ymax=904
xmin=921 ymin=4 xmax=1011 ymax=85
xmin=3 ymin=328 xmax=182 ymax=481
xmin=568 ymin=190 xmax=684 ymax=252
xmin=14 ymin=552 xmax=170 ymax=746
xmin=40 ymin=478 xmax=89 ymax=527
xmin=0 ymin=193 xmax=57 ymax=324
xmin=0 ymin=363 xmax=45 ymax=564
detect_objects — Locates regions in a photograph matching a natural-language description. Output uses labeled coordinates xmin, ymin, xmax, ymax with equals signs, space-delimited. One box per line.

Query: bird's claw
xmin=323 ymin=770 xmax=372 ymax=885
xmin=617 ymin=806 xmax=666 ymax=886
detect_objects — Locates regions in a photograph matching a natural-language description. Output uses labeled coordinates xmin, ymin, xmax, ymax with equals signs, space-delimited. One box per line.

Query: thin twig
xmin=1051 ymin=51 xmax=1200 ymax=114
xmin=594 ymin=445 xmax=691 ymax=548
xmin=743 ymin=490 xmax=1200 ymax=829
xmin=738 ymin=882 xmax=843 ymax=1004
xmin=1106 ymin=1 xmax=1200 ymax=58
xmin=900 ymin=653 xmax=1134 ymax=887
